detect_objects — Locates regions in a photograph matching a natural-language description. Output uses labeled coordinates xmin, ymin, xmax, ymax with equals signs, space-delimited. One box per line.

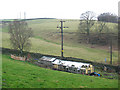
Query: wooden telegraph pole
xmin=57 ymin=20 xmax=68 ymax=58
xmin=110 ymin=38 xmax=112 ymax=64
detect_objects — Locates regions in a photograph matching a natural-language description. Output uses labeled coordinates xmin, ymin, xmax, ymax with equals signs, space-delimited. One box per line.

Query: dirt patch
xmin=80 ymin=86 xmax=87 ymax=88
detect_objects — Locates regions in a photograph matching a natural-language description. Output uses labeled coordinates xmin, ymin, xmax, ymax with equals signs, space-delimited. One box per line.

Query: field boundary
xmin=1 ymin=47 xmax=119 ymax=73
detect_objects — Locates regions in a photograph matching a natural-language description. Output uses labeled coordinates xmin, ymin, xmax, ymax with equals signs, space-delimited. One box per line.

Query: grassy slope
xmin=1 ymin=19 xmax=118 ymax=65
xmin=1 ymin=32 xmax=118 ymax=65
xmin=2 ymin=54 xmax=118 ymax=88
xmin=27 ymin=19 xmax=118 ymax=64
xmin=0 ymin=53 xmax=1 ymax=89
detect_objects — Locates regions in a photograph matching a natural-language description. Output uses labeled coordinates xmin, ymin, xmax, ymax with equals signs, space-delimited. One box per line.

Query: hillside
xmin=2 ymin=54 xmax=118 ymax=88
xmin=1 ymin=19 xmax=118 ymax=65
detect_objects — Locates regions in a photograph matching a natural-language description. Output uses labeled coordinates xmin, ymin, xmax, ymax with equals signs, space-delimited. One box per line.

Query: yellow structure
xmin=85 ymin=65 xmax=94 ymax=74
xmin=53 ymin=64 xmax=58 ymax=69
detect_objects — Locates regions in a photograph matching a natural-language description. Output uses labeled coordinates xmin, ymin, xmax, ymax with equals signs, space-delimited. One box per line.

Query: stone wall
xmin=11 ymin=54 xmax=26 ymax=61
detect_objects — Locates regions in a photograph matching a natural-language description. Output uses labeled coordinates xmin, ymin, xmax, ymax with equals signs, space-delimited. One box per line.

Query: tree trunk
xmin=20 ymin=49 xmax=23 ymax=56
xmin=87 ymin=30 xmax=90 ymax=44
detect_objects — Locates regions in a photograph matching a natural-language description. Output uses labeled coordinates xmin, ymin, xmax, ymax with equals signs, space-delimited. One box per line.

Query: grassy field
xmin=2 ymin=54 xmax=118 ymax=88
xmin=1 ymin=32 xmax=118 ymax=65
xmin=1 ymin=19 xmax=118 ymax=65
xmin=0 ymin=53 xmax=1 ymax=89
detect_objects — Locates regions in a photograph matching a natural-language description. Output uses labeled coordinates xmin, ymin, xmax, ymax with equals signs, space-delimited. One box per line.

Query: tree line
xmin=78 ymin=11 xmax=118 ymax=45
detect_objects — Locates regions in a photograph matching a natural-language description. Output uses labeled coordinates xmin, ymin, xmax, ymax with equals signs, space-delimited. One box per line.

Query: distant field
xmin=1 ymin=19 xmax=118 ymax=65
xmin=2 ymin=54 xmax=118 ymax=88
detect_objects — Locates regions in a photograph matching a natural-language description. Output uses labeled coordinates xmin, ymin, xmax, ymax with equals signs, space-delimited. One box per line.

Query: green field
xmin=1 ymin=19 xmax=118 ymax=65
xmin=2 ymin=54 xmax=118 ymax=88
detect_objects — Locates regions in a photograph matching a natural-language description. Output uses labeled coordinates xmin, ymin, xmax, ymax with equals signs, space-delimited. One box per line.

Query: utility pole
xmin=57 ymin=20 xmax=68 ymax=58
xmin=110 ymin=38 xmax=112 ymax=64
xmin=24 ymin=12 xmax=26 ymax=19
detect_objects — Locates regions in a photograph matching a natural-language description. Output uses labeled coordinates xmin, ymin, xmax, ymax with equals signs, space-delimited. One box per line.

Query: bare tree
xmin=96 ymin=21 xmax=108 ymax=33
xmin=9 ymin=20 xmax=33 ymax=55
xmin=80 ymin=11 xmax=96 ymax=35
xmin=78 ymin=11 xmax=96 ymax=43
xmin=93 ymin=21 xmax=109 ymax=45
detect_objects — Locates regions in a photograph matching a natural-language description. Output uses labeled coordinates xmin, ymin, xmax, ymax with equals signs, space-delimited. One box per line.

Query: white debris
xmin=40 ymin=56 xmax=91 ymax=69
